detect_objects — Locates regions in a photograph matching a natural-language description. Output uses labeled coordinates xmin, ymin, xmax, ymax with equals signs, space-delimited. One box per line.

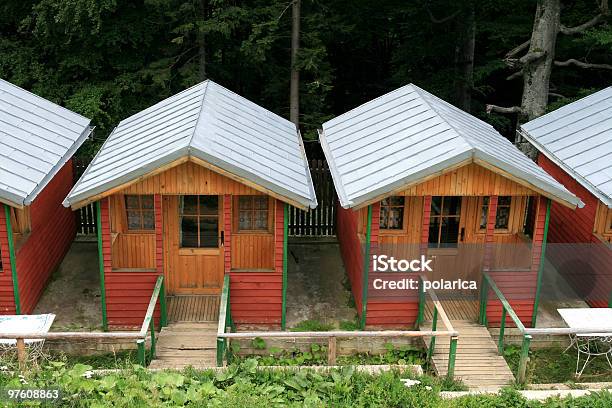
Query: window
xmin=125 ymin=195 xmax=155 ymax=230
xmin=479 ymin=196 xmax=512 ymax=231
xmin=380 ymin=196 xmax=405 ymax=230
xmin=429 ymin=196 xmax=462 ymax=248
xmin=180 ymin=195 xmax=219 ymax=248
xmin=237 ymin=196 xmax=269 ymax=231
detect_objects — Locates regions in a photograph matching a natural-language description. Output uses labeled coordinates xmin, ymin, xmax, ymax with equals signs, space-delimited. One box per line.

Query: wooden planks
xmin=423 ymin=320 xmax=515 ymax=390
xmin=424 ymin=300 xmax=479 ymax=322
xmin=167 ymin=295 xmax=220 ymax=322
xmin=149 ymin=321 xmax=218 ymax=369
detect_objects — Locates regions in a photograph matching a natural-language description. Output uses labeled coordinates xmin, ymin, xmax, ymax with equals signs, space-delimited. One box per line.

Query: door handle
xmin=220 ymin=231 xmax=225 ymax=247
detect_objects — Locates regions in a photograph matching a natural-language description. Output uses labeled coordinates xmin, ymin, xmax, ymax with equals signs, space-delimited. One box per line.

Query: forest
xmin=0 ymin=0 xmax=610 ymax=159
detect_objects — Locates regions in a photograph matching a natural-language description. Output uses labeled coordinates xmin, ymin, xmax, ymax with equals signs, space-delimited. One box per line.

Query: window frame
xmin=179 ymin=195 xmax=221 ymax=249
xmin=428 ymin=196 xmax=462 ymax=248
xmin=605 ymin=207 xmax=612 ymax=235
xmin=124 ymin=195 xmax=156 ymax=232
xmin=478 ymin=196 xmax=513 ymax=233
xmin=232 ymin=195 xmax=273 ymax=234
xmin=379 ymin=196 xmax=406 ymax=232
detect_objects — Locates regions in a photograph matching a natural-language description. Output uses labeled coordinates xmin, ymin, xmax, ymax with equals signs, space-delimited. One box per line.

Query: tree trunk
xmin=289 ymin=0 xmax=300 ymax=126
xmin=454 ymin=6 xmax=475 ymax=112
xmin=198 ymin=0 xmax=207 ymax=81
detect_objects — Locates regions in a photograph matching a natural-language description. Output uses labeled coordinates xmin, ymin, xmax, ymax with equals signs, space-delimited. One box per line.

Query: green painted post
xmin=4 ymin=205 xmax=21 ymax=314
xmin=498 ymin=308 xmax=506 ymax=353
xmin=137 ymin=339 xmax=146 ymax=366
xmin=417 ymin=276 xmax=426 ymax=327
xmin=281 ymin=203 xmax=288 ymax=330
xmin=447 ymin=336 xmax=458 ymax=379
xmin=159 ymin=279 xmax=167 ymax=327
xmin=517 ymin=334 xmax=532 ymax=384
xmin=150 ymin=320 xmax=156 ymax=359
xmin=216 ymin=338 xmax=225 ymax=366
xmin=479 ymin=274 xmax=488 ymax=325
xmin=95 ymin=201 xmax=108 ymax=331
xmin=531 ymin=199 xmax=551 ymax=328
xmin=427 ymin=308 xmax=438 ymax=361
xmin=360 ymin=205 xmax=373 ymax=330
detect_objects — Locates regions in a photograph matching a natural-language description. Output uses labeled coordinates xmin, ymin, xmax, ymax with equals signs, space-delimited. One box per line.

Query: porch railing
xmin=479 ymin=270 xmax=531 ymax=383
xmin=417 ymin=274 xmax=459 ymax=378
xmin=216 ymin=274 xmax=235 ymax=366
xmin=0 ymin=275 xmax=166 ymax=370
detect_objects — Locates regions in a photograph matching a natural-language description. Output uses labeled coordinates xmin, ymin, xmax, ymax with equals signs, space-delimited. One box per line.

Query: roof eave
xmin=0 ymin=190 xmax=26 ymax=209
xmin=318 ymin=128 xmax=351 ymax=208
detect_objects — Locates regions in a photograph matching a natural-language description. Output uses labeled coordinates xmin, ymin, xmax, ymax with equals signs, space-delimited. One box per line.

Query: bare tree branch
xmin=505 ymin=51 xmax=546 ymax=69
xmin=549 ymin=92 xmax=567 ymax=99
xmin=425 ymin=7 xmax=460 ymax=24
xmin=559 ymin=0 xmax=609 ymax=35
xmin=554 ymin=59 xmax=612 ymax=70
xmin=486 ymin=104 xmax=524 ymax=115
xmin=505 ymin=40 xmax=531 ymax=59
xmin=506 ymin=70 xmax=523 ymax=81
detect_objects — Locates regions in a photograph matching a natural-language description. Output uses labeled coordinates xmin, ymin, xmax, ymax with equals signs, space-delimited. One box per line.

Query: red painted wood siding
xmin=229 ymin=199 xmax=283 ymax=326
xmin=13 ymin=161 xmax=76 ymax=314
xmin=0 ymin=208 xmax=16 ymax=313
xmin=538 ymin=154 xmax=612 ymax=307
xmin=101 ymin=198 xmax=160 ymax=328
xmin=336 ymin=205 xmax=364 ymax=316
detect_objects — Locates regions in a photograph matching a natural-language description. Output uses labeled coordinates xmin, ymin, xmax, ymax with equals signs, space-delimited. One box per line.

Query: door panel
xmin=163 ymin=195 xmax=224 ymax=295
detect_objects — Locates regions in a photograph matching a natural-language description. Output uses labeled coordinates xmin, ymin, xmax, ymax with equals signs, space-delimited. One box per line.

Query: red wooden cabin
xmin=320 ymin=84 xmax=581 ymax=329
xmin=0 ymin=79 xmax=92 ymax=314
xmin=521 ymin=86 xmax=612 ymax=308
xmin=64 ymin=80 xmax=317 ymax=329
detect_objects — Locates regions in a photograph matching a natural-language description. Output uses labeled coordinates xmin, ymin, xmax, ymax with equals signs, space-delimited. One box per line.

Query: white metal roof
xmin=0 ymin=79 xmax=92 ymax=207
xmin=520 ymin=87 xmax=612 ymax=208
xmin=64 ymin=80 xmax=317 ymax=209
xmin=320 ymin=84 xmax=581 ymax=209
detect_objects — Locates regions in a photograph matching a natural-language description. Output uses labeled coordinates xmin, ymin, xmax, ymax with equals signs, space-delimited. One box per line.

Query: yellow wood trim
xmin=178 ymin=248 xmax=221 ymax=256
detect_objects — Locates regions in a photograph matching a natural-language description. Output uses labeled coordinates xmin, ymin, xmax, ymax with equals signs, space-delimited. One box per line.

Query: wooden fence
xmin=288 ymin=159 xmax=337 ymax=237
xmin=73 ymin=159 xmax=97 ymax=236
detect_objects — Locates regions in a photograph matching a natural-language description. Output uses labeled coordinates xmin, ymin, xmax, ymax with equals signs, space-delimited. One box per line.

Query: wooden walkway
xmin=167 ymin=295 xmax=220 ymax=322
xmin=424 ymin=299 xmax=479 ymax=321
xmin=422 ymin=320 xmax=515 ymax=390
xmin=149 ymin=322 xmax=218 ymax=369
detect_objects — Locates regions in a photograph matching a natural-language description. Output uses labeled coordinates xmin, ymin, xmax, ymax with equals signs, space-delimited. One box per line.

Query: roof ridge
xmin=411 ymin=84 xmax=477 ymax=152
xmin=187 ymin=79 xmax=211 ymax=153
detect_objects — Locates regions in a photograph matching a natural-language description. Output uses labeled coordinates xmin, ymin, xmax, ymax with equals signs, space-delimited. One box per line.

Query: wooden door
xmin=163 ymin=195 xmax=224 ymax=295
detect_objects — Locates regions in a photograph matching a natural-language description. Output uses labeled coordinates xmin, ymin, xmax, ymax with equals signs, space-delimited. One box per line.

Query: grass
xmin=290 ymin=319 xmax=335 ymax=331
xmin=504 ymin=345 xmax=612 ymax=384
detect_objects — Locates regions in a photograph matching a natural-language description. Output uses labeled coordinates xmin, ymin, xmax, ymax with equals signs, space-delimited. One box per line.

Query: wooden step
xmin=150 ymin=322 xmax=219 ymax=369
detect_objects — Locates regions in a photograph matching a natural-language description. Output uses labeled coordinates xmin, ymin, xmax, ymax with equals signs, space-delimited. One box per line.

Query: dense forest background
xmin=0 ymin=0 xmax=610 ymax=159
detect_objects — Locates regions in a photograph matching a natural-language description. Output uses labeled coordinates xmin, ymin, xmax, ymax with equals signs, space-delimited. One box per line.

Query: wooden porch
xmin=167 ymin=295 xmax=220 ymax=322
xmin=424 ymin=299 xmax=479 ymax=321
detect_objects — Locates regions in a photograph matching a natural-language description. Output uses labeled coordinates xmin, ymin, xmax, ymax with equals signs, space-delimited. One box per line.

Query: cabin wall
xmin=13 ymin=161 xmax=76 ymax=314
xmin=337 ymin=205 xmax=365 ymax=316
xmin=0 ymin=208 xmax=16 ymax=313
xmin=538 ymin=154 xmax=612 ymax=308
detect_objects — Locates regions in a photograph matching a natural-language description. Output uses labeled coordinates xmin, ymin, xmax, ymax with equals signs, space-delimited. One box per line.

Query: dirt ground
xmin=285 ymin=240 xmax=357 ymax=328
xmin=33 ymin=242 xmax=102 ymax=330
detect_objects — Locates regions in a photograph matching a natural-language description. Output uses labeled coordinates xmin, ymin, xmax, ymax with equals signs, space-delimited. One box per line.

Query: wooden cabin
xmin=320 ymin=84 xmax=581 ymax=329
xmin=0 ymin=78 xmax=92 ymax=314
xmin=64 ymin=80 xmax=317 ymax=329
xmin=521 ymin=86 xmax=612 ymax=308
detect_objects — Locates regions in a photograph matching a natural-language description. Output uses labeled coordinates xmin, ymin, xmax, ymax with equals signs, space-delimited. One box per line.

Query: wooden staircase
xmin=149 ymin=322 xmax=218 ymax=369
xmin=423 ymin=320 xmax=515 ymax=390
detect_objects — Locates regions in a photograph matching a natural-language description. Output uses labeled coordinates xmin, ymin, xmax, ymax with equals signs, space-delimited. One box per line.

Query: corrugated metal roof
xmin=0 ymin=79 xmax=92 ymax=207
xmin=65 ymin=80 xmax=317 ymax=209
xmin=520 ymin=87 xmax=612 ymax=208
xmin=320 ymin=84 xmax=581 ymax=209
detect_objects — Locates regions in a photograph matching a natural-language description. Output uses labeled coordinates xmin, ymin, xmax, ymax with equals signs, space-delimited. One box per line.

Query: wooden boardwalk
xmin=150 ymin=296 xmax=221 ymax=369
xmin=167 ymin=295 xmax=220 ymax=322
xmin=422 ymin=319 xmax=515 ymax=390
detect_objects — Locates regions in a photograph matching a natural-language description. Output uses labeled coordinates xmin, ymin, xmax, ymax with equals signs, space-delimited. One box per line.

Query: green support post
xmin=95 ymin=201 xmax=108 ymax=331
xmin=150 ymin=320 xmax=156 ymax=359
xmin=417 ymin=277 xmax=426 ymax=327
xmin=517 ymin=334 xmax=532 ymax=384
xmin=479 ymin=274 xmax=488 ymax=326
xmin=216 ymin=338 xmax=225 ymax=367
xmin=4 ymin=205 xmax=21 ymax=314
xmin=531 ymin=199 xmax=551 ymax=328
xmin=159 ymin=280 xmax=167 ymax=328
xmin=137 ymin=339 xmax=146 ymax=366
xmin=281 ymin=203 xmax=288 ymax=330
xmin=427 ymin=308 xmax=438 ymax=361
xmin=447 ymin=336 xmax=458 ymax=379
xmin=498 ymin=308 xmax=506 ymax=353
xmin=360 ymin=205 xmax=373 ymax=330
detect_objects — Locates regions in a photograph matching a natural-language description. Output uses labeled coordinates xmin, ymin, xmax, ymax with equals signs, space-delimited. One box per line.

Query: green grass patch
xmin=504 ymin=345 xmax=612 ymax=384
